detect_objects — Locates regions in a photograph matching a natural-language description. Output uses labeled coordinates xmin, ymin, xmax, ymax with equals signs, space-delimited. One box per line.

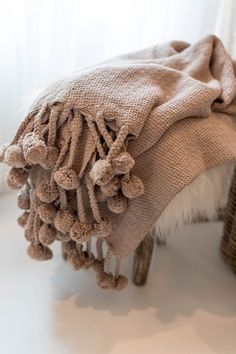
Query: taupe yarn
xmin=2 ymin=34 xmax=236 ymax=290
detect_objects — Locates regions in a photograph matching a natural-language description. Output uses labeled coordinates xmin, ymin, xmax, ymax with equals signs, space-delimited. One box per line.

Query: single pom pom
xmin=41 ymin=146 xmax=59 ymax=170
xmin=54 ymin=167 xmax=79 ymax=190
xmin=24 ymin=228 xmax=34 ymax=242
xmin=0 ymin=143 xmax=9 ymax=162
xmin=70 ymin=220 xmax=93 ymax=243
xmin=17 ymin=211 xmax=30 ymax=228
xmin=93 ymin=217 xmax=112 ymax=238
xmin=36 ymin=181 xmax=58 ymax=203
xmin=56 ymin=232 xmax=71 ymax=242
xmin=115 ymin=275 xmax=128 ymax=290
xmin=82 ymin=253 xmax=95 ymax=269
xmin=22 ymin=132 xmax=47 ymax=165
xmin=38 ymin=223 xmax=57 ymax=246
xmin=92 ymin=259 xmax=104 ymax=274
xmin=62 ymin=240 xmax=76 ymax=254
xmin=112 ymin=152 xmax=135 ymax=175
xmin=67 ymin=249 xmax=84 ymax=270
xmin=4 ymin=144 xmax=26 ymax=168
xmin=54 ymin=209 xmax=74 ymax=233
xmin=37 ymin=203 xmax=56 ymax=224
xmin=100 ymin=176 xmax=120 ymax=197
xmin=96 ymin=272 xmax=115 ymax=290
xmin=107 ymin=194 xmax=128 ymax=214
xmin=6 ymin=167 xmax=28 ymax=190
xmin=17 ymin=189 xmax=30 ymax=210
xmin=89 ymin=159 xmax=114 ymax=186
xmin=121 ymin=174 xmax=144 ymax=199
xmin=27 ymin=243 xmax=53 ymax=261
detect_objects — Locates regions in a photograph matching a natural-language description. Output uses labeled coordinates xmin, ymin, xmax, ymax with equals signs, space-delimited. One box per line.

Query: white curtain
xmin=0 ymin=0 xmax=236 ymax=193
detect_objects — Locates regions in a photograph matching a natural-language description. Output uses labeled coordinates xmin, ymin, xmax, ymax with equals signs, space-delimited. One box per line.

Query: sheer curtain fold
xmin=0 ymin=0 xmax=235 ymax=192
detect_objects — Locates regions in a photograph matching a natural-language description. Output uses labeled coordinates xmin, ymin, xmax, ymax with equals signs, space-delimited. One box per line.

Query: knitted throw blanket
xmin=2 ymin=34 xmax=236 ymax=290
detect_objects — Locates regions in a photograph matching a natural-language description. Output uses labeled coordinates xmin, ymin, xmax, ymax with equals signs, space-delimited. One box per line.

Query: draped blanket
xmin=1 ymin=34 xmax=236 ymax=290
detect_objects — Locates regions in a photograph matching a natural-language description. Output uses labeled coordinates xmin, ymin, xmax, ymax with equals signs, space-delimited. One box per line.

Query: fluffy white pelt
xmin=152 ymin=162 xmax=235 ymax=239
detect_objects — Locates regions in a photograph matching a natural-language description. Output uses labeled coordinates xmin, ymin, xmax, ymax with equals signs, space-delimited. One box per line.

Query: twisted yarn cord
xmin=27 ymin=203 xmax=36 ymax=231
xmin=95 ymin=112 xmax=113 ymax=148
xmin=47 ymin=107 xmax=61 ymax=146
xmin=107 ymin=124 xmax=129 ymax=161
xmin=33 ymin=215 xmax=41 ymax=244
xmin=67 ymin=111 xmax=83 ymax=167
xmin=58 ymin=103 xmax=73 ymax=127
xmin=33 ymin=106 xmax=47 ymax=137
xmin=59 ymin=186 xmax=67 ymax=210
xmin=26 ymin=189 xmax=36 ymax=237
xmin=51 ymin=124 xmax=71 ymax=182
xmin=85 ymin=175 xmax=102 ymax=223
xmin=53 ymin=139 xmax=70 ymax=172
xmin=76 ymin=185 xmax=86 ymax=223
xmin=86 ymin=117 xmax=106 ymax=159
xmin=41 ymin=104 xmax=71 ymax=138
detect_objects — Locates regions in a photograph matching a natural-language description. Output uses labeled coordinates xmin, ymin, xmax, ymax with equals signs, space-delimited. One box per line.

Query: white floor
xmin=0 ymin=193 xmax=236 ymax=354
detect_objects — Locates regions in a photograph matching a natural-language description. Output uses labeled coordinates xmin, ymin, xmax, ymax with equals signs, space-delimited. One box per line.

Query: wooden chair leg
xmin=221 ymin=167 xmax=236 ymax=272
xmin=132 ymin=233 xmax=154 ymax=286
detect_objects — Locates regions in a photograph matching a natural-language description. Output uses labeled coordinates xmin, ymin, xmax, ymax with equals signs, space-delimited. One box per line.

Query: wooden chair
xmin=133 ymin=168 xmax=236 ymax=286
xmin=62 ymin=169 xmax=236 ymax=286
xmin=221 ymin=167 xmax=236 ymax=274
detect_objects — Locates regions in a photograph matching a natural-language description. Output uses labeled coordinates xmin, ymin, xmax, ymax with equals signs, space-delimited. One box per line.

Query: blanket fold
xmin=1 ymin=34 xmax=236 ymax=290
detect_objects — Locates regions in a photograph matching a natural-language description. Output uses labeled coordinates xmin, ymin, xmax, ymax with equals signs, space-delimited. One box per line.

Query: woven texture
xmin=2 ymin=34 xmax=236 ymax=289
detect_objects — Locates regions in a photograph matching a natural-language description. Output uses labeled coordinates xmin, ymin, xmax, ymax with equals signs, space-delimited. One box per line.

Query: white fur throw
xmin=153 ymin=162 xmax=235 ymax=238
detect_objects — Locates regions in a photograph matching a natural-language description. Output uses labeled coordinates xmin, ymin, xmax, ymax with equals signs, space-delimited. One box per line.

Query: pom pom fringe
xmin=0 ymin=104 xmax=144 ymax=290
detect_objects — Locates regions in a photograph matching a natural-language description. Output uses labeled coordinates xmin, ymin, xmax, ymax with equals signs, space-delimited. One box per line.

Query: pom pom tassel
xmin=93 ymin=217 xmax=112 ymax=238
xmin=54 ymin=209 xmax=74 ymax=234
xmin=17 ymin=189 xmax=30 ymax=210
xmin=17 ymin=211 xmax=30 ymax=228
xmin=41 ymin=147 xmax=59 ymax=170
xmin=38 ymin=223 xmax=57 ymax=246
xmin=93 ymin=259 xmax=128 ymax=290
xmin=70 ymin=219 xmax=93 ymax=243
xmin=112 ymin=151 xmax=135 ymax=175
xmin=89 ymin=159 xmax=114 ymax=186
xmin=36 ymin=181 xmax=58 ymax=203
xmin=22 ymin=132 xmax=47 ymax=165
xmin=6 ymin=167 xmax=28 ymax=190
xmin=100 ymin=176 xmax=120 ymax=197
xmin=4 ymin=144 xmax=26 ymax=168
xmin=107 ymin=194 xmax=128 ymax=214
xmin=53 ymin=111 xmax=82 ymax=189
xmin=27 ymin=243 xmax=53 ymax=261
xmin=37 ymin=203 xmax=56 ymax=224
xmin=67 ymin=249 xmax=84 ymax=270
xmin=121 ymin=174 xmax=144 ymax=199
xmin=54 ymin=167 xmax=79 ymax=190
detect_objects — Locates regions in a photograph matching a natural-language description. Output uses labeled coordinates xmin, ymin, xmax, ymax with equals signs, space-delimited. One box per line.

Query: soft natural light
xmin=0 ymin=0 xmax=236 ymax=190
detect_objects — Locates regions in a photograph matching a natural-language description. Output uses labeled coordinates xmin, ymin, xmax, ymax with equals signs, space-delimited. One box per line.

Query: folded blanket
xmin=2 ymin=34 xmax=236 ymax=290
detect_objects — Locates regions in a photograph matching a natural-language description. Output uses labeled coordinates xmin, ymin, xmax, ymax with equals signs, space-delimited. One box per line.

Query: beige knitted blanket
xmin=2 ymin=34 xmax=236 ymax=290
